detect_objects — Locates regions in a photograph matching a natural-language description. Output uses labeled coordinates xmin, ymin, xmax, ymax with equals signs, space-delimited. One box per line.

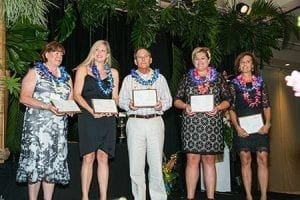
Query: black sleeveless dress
xmin=78 ymin=75 xmax=116 ymax=157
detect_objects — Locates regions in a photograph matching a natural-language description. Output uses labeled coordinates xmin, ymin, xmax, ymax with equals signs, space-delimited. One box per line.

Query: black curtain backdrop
xmin=47 ymin=8 xmax=182 ymax=157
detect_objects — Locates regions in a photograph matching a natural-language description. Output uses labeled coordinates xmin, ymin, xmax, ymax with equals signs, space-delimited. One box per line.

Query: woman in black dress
xmin=229 ymin=52 xmax=271 ymax=200
xmin=74 ymin=40 xmax=119 ymax=200
xmin=174 ymin=47 xmax=231 ymax=200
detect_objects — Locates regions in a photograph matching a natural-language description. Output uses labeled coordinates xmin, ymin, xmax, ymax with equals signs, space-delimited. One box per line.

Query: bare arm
xmin=229 ymin=109 xmax=248 ymax=137
xmin=20 ymin=68 xmax=49 ymax=109
xmin=73 ymin=65 xmax=94 ymax=115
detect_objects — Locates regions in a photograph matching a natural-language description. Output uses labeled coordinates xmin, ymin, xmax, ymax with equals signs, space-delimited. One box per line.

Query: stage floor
xmin=1 ymin=143 xmax=300 ymax=200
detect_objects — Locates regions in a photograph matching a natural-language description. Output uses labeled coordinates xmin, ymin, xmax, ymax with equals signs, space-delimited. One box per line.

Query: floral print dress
xmin=16 ymin=66 xmax=71 ymax=185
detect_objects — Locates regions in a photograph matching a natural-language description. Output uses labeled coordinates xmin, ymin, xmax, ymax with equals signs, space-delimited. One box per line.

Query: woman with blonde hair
xmin=74 ymin=40 xmax=119 ymax=200
xmin=174 ymin=47 xmax=232 ymax=200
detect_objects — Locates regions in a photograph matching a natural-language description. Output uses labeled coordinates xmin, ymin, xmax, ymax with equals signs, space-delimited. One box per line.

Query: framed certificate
xmin=132 ymin=89 xmax=157 ymax=107
xmin=91 ymin=99 xmax=118 ymax=114
xmin=239 ymin=114 xmax=264 ymax=134
xmin=51 ymin=99 xmax=81 ymax=113
xmin=190 ymin=95 xmax=214 ymax=112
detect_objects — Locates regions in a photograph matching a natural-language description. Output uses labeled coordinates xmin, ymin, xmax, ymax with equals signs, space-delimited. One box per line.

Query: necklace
xmin=35 ymin=61 xmax=70 ymax=84
xmin=91 ymin=63 xmax=114 ymax=95
xmin=232 ymin=74 xmax=263 ymax=108
xmin=189 ymin=67 xmax=217 ymax=94
xmin=131 ymin=68 xmax=159 ymax=86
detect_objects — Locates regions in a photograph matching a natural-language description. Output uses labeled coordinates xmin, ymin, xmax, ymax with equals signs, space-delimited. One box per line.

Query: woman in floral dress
xmin=16 ymin=41 xmax=73 ymax=200
xmin=174 ymin=47 xmax=232 ymax=200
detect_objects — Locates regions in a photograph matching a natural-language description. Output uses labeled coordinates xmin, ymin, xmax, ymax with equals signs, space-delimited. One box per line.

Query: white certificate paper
xmin=91 ymin=99 xmax=118 ymax=114
xmin=239 ymin=114 xmax=264 ymax=134
xmin=190 ymin=95 xmax=214 ymax=112
xmin=133 ymin=89 xmax=157 ymax=107
xmin=51 ymin=99 xmax=81 ymax=113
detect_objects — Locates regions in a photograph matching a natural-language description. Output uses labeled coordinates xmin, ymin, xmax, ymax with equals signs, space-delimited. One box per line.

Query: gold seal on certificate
xmin=91 ymin=99 xmax=118 ymax=114
xmin=190 ymin=95 xmax=214 ymax=112
xmin=51 ymin=99 xmax=81 ymax=113
xmin=238 ymin=114 xmax=264 ymax=134
xmin=132 ymin=89 xmax=157 ymax=107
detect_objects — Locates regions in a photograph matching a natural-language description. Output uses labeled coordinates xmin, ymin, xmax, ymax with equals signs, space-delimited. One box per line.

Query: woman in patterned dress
xmin=174 ymin=47 xmax=232 ymax=200
xmin=16 ymin=41 xmax=73 ymax=200
xmin=229 ymin=52 xmax=271 ymax=200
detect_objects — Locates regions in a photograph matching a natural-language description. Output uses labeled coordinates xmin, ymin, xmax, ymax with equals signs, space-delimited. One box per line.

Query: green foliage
xmin=4 ymin=74 xmax=21 ymax=98
xmin=6 ymin=19 xmax=48 ymax=76
xmin=5 ymin=19 xmax=48 ymax=153
xmin=4 ymin=0 xmax=53 ymax=27
xmin=6 ymin=96 xmax=23 ymax=153
xmin=169 ymin=45 xmax=186 ymax=96
xmin=55 ymin=3 xmax=77 ymax=43
xmin=77 ymin=0 xmax=120 ymax=29
xmin=218 ymin=0 xmax=298 ymax=64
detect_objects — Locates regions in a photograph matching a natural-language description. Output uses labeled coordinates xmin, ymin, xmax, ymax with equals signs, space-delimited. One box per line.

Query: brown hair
xmin=40 ymin=41 xmax=65 ymax=62
xmin=234 ymin=51 xmax=259 ymax=75
xmin=134 ymin=47 xmax=152 ymax=60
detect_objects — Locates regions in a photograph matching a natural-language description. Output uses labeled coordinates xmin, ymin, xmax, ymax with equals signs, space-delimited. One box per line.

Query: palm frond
xmin=55 ymin=3 xmax=77 ymax=43
xmin=77 ymin=0 xmax=120 ymax=29
xmin=4 ymin=0 xmax=54 ymax=27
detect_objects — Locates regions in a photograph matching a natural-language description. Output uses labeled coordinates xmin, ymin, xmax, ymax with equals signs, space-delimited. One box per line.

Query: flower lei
xmin=35 ymin=61 xmax=70 ymax=84
xmin=131 ymin=68 xmax=159 ymax=86
xmin=232 ymin=74 xmax=263 ymax=108
xmin=91 ymin=63 xmax=114 ymax=95
xmin=189 ymin=67 xmax=217 ymax=94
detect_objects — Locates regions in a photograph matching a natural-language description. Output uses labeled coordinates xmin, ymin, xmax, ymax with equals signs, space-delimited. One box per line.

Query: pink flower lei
xmin=189 ymin=67 xmax=217 ymax=94
xmin=233 ymin=74 xmax=263 ymax=108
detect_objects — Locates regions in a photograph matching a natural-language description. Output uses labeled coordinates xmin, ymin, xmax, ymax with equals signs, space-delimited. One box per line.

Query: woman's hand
xmin=258 ymin=123 xmax=271 ymax=134
xmin=236 ymin=125 xmax=249 ymax=137
xmin=206 ymin=106 xmax=219 ymax=116
xmin=184 ymin=104 xmax=195 ymax=116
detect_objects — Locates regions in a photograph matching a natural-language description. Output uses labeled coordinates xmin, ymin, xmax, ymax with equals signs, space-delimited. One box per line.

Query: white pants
xmin=126 ymin=116 xmax=167 ymax=200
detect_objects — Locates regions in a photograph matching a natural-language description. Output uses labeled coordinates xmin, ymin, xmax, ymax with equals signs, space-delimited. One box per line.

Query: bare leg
xmin=257 ymin=151 xmax=268 ymax=200
xmin=96 ymin=150 xmax=109 ymax=200
xmin=28 ymin=181 xmax=41 ymax=200
xmin=202 ymin=155 xmax=216 ymax=199
xmin=185 ymin=153 xmax=201 ymax=199
xmin=81 ymin=152 xmax=96 ymax=200
xmin=240 ymin=151 xmax=253 ymax=200
xmin=42 ymin=181 xmax=55 ymax=200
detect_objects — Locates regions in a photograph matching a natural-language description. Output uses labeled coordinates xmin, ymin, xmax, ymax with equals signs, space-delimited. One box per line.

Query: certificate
xmin=239 ymin=114 xmax=264 ymax=134
xmin=91 ymin=99 xmax=118 ymax=114
xmin=190 ymin=95 xmax=214 ymax=112
xmin=51 ymin=99 xmax=81 ymax=113
xmin=132 ymin=89 xmax=157 ymax=107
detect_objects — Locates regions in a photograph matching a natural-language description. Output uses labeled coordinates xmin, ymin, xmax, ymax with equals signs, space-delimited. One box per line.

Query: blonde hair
xmin=80 ymin=40 xmax=112 ymax=67
xmin=191 ymin=47 xmax=211 ymax=62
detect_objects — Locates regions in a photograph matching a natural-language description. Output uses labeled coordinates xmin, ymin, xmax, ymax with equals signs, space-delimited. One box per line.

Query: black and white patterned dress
xmin=175 ymin=72 xmax=232 ymax=154
xmin=16 ymin=66 xmax=71 ymax=185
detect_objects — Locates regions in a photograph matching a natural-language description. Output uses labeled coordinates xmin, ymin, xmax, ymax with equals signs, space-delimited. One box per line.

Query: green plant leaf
xmin=55 ymin=3 xmax=77 ymax=43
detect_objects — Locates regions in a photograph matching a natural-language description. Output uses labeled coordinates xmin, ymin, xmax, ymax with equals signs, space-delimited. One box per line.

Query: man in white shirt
xmin=119 ymin=48 xmax=172 ymax=200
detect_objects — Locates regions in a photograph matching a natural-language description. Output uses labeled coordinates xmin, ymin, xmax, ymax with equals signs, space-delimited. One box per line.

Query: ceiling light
xmin=236 ymin=2 xmax=251 ymax=15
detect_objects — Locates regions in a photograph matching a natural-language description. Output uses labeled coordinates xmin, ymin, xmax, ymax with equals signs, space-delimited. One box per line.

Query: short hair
xmin=134 ymin=47 xmax=152 ymax=59
xmin=191 ymin=47 xmax=211 ymax=62
xmin=40 ymin=41 xmax=65 ymax=62
xmin=234 ymin=51 xmax=259 ymax=75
